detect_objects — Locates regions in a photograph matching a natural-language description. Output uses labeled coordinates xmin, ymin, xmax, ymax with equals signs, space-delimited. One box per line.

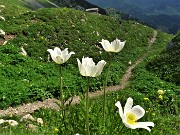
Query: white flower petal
xmin=61 ymin=48 xmax=68 ymax=56
xmin=63 ymin=52 xmax=74 ymax=63
xmin=82 ymin=57 xmax=94 ymax=77
xmin=100 ymin=39 xmax=111 ymax=52
xmin=116 ymin=41 xmax=125 ymax=52
xmin=77 ymin=58 xmax=86 ymax=76
xmin=0 ymin=119 xmax=5 ymax=124
xmin=112 ymin=39 xmax=125 ymax=52
xmin=48 ymin=47 xmax=74 ymax=64
xmin=115 ymin=101 xmax=124 ymax=119
xmin=54 ymin=47 xmax=62 ymax=55
xmin=56 ymin=55 xmax=63 ymax=64
xmin=127 ymin=122 xmax=154 ymax=132
xmin=130 ymin=105 xmax=145 ymax=120
xmin=47 ymin=49 xmax=57 ymax=62
xmin=82 ymin=57 xmax=89 ymax=66
xmin=91 ymin=66 xmax=98 ymax=77
xmin=94 ymin=60 xmax=106 ymax=77
xmin=83 ymin=57 xmax=95 ymax=66
xmin=85 ymin=64 xmax=94 ymax=77
xmin=111 ymin=39 xmax=118 ymax=51
xmin=77 ymin=57 xmax=105 ymax=77
xmin=124 ymin=97 xmax=133 ymax=114
xmin=100 ymin=39 xmax=125 ymax=52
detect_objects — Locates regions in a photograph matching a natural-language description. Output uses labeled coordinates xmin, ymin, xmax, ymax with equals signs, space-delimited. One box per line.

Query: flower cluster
xmin=46 ymin=38 xmax=154 ymax=133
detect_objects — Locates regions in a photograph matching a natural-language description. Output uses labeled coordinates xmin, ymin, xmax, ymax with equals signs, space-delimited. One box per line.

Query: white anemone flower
xmin=6 ymin=120 xmax=18 ymax=126
xmin=0 ymin=119 xmax=5 ymax=124
xmin=115 ymin=97 xmax=154 ymax=132
xmin=47 ymin=47 xmax=75 ymax=64
xmin=77 ymin=57 xmax=106 ymax=77
xmin=100 ymin=39 xmax=125 ymax=52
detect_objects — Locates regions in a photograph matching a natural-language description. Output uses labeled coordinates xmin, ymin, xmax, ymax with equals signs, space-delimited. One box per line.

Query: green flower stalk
xmin=77 ymin=57 xmax=106 ymax=135
xmin=47 ymin=47 xmax=75 ymax=120
xmin=86 ymin=77 xmax=90 ymax=135
xmin=102 ymin=54 xmax=112 ymax=126
xmin=59 ymin=64 xmax=63 ymax=107
xmin=100 ymin=38 xmax=125 ymax=127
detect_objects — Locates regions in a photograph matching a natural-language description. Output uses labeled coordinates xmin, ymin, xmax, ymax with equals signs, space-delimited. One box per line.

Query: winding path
xmin=0 ymin=30 xmax=157 ymax=117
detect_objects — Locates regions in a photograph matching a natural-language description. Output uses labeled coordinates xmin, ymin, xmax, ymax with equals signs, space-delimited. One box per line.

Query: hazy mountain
xmin=86 ymin=0 xmax=180 ymax=34
xmin=23 ymin=0 xmax=107 ymax=14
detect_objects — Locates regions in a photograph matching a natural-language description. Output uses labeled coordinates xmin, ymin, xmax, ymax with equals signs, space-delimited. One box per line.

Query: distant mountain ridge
xmin=87 ymin=0 xmax=180 ymax=34
xmin=87 ymin=0 xmax=180 ymax=15
xmin=23 ymin=0 xmax=107 ymax=14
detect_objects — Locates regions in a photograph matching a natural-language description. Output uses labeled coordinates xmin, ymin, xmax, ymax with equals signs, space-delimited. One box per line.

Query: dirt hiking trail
xmin=0 ymin=30 xmax=157 ymax=117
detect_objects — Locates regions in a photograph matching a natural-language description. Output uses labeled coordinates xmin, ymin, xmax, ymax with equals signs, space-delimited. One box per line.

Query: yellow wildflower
xmin=158 ymin=95 xmax=163 ymax=100
xmin=144 ymin=97 xmax=149 ymax=101
xmin=54 ymin=128 xmax=59 ymax=132
xmin=157 ymin=90 xmax=165 ymax=95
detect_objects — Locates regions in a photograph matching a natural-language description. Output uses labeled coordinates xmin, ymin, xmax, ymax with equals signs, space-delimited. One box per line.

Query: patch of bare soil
xmin=0 ymin=31 xmax=157 ymax=117
xmin=0 ymin=39 xmax=5 ymax=46
xmin=0 ymin=34 xmax=16 ymax=46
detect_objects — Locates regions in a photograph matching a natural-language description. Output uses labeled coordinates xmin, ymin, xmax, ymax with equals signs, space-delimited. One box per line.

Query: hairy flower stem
xmin=103 ymin=55 xmax=112 ymax=127
xmin=10 ymin=126 xmax=12 ymax=135
xmin=86 ymin=77 xmax=90 ymax=135
xmin=59 ymin=65 xmax=65 ymax=120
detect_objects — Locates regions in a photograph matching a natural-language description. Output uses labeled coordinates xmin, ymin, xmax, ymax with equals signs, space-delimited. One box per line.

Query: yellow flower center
xmin=126 ymin=113 xmax=137 ymax=125
xmin=159 ymin=95 xmax=163 ymax=100
xmin=54 ymin=128 xmax=59 ymax=132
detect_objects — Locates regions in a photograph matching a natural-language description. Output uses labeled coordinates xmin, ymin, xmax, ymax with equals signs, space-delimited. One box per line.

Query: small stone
xmin=27 ymin=124 xmax=37 ymax=131
xmin=37 ymin=118 xmax=43 ymax=125
xmin=20 ymin=114 xmax=35 ymax=122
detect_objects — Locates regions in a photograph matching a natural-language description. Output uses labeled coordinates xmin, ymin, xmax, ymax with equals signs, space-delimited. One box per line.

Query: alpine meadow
xmin=0 ymin=0 xmax=179 ymax=135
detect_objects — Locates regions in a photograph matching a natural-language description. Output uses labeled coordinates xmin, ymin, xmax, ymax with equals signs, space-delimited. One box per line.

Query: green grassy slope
xmin=0 ymin=1 xmax=180 ymax=135
xmin=0 ymin=0 xmax=175 ymax=109
xmin=0 ymin=0 xmax=30 ymax=16
xmin=147 ymin=32 xmax=180 ymax=86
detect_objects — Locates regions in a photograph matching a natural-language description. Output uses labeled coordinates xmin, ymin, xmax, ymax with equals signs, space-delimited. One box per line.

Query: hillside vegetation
xmin=0 ymin=1 xmax=157 ymax=108
xmin=0 ymin=0 xmax=180 ymax=135
xmin=147 ymin=32 xmax=180 ymax=85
